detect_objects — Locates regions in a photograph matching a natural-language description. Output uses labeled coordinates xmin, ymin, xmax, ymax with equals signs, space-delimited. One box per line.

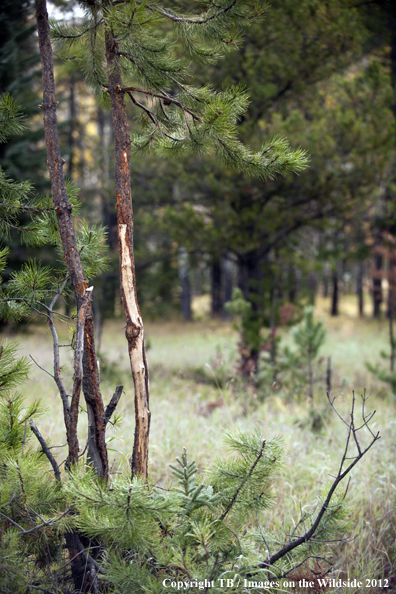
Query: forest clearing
xmin=1 ymin=0 xmax=396 ymax=592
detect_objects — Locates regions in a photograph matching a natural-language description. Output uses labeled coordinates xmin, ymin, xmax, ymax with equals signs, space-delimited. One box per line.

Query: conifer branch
xmin=147 ymin=1 xmax=240 ymax=25
xmin=121 ymin=85 xmax=203 ymax=121
xmin=219 ymin=438 xmax=266 ymax=521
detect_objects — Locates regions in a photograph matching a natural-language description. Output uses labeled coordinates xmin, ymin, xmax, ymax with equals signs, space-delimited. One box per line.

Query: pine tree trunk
xmin=331 ymin=267 xmax=339 ymax=316
xmin=223 ymin=255 xmax=233 ymax=319
xmin=373 ymin=252 xmax=383 ymax=318
xmin=104 ymin=27 xmax=150 ymax=478
xmin=357 ymin=261 xmax=364 ymax=317
xmin=35 ymin=0 xmax=108 ymax=479
xmin=211 ymin=259 xmax=223 ymax=317
xmin=178 ymin=248 xmax=192 ymax=321
xmin=238 ymin=249 xmax=262 ymax=377
xmin=323 ymin=262 xmax=329 ymax=298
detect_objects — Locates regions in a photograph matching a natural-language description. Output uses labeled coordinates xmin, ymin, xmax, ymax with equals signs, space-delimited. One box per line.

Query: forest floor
xmin=5 ymin=293 xmax=396 ymax=591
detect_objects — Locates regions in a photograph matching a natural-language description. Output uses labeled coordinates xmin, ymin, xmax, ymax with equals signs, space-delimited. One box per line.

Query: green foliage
xmin=366 ymin=353 xmax=396 ymax=394
xmin=51 ymin=1 xmax=309 ymax=181
xmin=225 ymin=287 xmax=262 ymax=353
xmin=0 ymin=92 xmax=26 ymax=142
xmin=278 ymin=307 xmax=326 ymax=395
xmin=288 ymin=306 xmax=326 ymax=364
xmin=0 ymin=95 xmax=109 ymax=322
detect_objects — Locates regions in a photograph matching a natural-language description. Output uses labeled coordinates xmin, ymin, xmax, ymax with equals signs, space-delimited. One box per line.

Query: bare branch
xmin=30 ymin=420 xmax=61 ymax=483
xmin=258 ymin=393 xmax=380 ymax=570
xmin=104 ymin=385 xmax=123 ymax=424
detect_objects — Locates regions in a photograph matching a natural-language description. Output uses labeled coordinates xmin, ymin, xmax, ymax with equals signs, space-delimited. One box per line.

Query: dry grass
xmin=3 ymin=293 xmax=396 ymax=590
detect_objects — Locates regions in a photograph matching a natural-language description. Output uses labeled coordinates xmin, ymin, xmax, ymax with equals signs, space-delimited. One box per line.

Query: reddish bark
xmin=104 ymin=26 xmax=151 ymax=478
xmin=35 ymin=0 xmax=108 ymax=479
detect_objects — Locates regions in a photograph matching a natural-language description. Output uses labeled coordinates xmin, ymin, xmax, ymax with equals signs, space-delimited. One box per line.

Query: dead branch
xmin=29 ymin=420 xmax=61 ymax=483
xmin=257 ymin=392 xmax=380 ymax=570
xmin=104 ymin=385 xmax=124 ymax=424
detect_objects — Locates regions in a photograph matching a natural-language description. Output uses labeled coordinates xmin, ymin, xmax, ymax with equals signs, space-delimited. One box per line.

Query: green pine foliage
xmin=0 ymin=94 xmax=109 ymax=322
xmin=50 ymin=0 xmax=309 ymax=180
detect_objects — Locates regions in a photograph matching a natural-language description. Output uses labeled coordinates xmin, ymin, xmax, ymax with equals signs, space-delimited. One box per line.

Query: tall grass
xmin=3 ymin=296 xmax=395 ymax=590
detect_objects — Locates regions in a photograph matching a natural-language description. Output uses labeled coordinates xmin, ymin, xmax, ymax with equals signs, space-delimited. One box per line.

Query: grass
xmin=3 ymin=292 xmax=396 ymax=592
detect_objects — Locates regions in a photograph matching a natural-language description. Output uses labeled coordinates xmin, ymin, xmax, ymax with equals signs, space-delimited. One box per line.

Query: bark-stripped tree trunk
xmin=104 ymin=27 xmax=151 ymax=478
xmin=35 ymin=0 xmax=108 ymax=480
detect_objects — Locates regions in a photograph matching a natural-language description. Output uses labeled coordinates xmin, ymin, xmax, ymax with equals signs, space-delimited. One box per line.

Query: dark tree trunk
xmin=238 ymin=249 xmax=262 ymax=377
xmin=331 ymin=267 xmax=339 ymax=316
xmin=307 ymin=271 xmax=317 ymax=305
xmin=179 ymin=249 xmax=192 ymax=321
xmin=211 ymin=259 xmax=223 ymax=317
xmin=223 ymin=255 xmax=233 ymax=319
xmin=35 ymin=0 xmax=108 ymax=480
xmin=323 ymin=263 xmax=329 ymax=298
xmin=35 ymin=1 xmax=109 ymax=589
xmin=105 ymin=25 xmax=151 ymax=478
xmin=357 ymin=261 xmax=364 ymax=317
xmin=288 ymin=264 xmax=298 ymax=303
xmin=373 ymin=252 xmax=383 ymax=318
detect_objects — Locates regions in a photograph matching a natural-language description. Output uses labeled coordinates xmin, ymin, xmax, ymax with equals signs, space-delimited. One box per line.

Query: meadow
xmin=5 ymin=293 xmax=396 ymax=592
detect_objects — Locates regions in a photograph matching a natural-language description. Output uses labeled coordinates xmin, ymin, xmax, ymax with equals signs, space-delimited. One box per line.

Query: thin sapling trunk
xmin=35 ymin=0 xmax=108 ymax=479
xmin=104 ymin=27 xmax=151 ymax=478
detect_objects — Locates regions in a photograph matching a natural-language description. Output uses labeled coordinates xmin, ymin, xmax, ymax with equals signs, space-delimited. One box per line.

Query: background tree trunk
xmin=331 ymin=266 xmax=339 ymax=316
xmin=373 ymin=251 xmax=383 ymax=318
xmin=357 ymin=261 xmax=364 ymax=317
xmin=211 ymin=258 xmax=223 ymax=317
xmin=179 ymin=248 xmax=192 ymax=321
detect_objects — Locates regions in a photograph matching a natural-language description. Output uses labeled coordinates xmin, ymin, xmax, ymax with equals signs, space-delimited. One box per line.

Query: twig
xmin=219 ymin=439 xmax=266 ymax=522
xmin=30 ymin=420 xmax=61 ymax=483
xmin=104 ymin=385 xmax=123 ymax=424
xmin=29 ymin=355 xmax=54 ymax=379
xmin=258 ymin=393 xmax=380 ymax=569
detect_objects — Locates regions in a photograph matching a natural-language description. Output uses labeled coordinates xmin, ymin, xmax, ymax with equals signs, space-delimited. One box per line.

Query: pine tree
xmin=0 ymin=95 xmax=380 ymax=594
xmin=40 ymin=0 xmax=310 ymax=477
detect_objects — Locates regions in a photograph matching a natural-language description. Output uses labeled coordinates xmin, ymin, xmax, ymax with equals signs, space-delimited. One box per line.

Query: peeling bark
xmin=35 ymin=0 xmax=108 ymax=480
xmin=105 ymin=27 xmax=151 ymax=478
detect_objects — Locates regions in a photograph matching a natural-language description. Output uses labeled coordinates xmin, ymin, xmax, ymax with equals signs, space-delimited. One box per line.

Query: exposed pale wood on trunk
xmin=104 ymin=24 xmax=151 ymax=478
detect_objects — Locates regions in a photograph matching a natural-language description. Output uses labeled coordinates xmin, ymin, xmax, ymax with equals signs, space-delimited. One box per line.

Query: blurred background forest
xmin=2 ymin=0 xmax=396 ymax=588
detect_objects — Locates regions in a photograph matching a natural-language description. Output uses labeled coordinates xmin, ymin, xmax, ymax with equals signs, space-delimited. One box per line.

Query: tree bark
xmin=178 ymin=247 xmax=192 ymax=321
xmin=357 ymin=261 xmax=364 ymax=317
xmin=35 ymin=0 xmax=108 ymax=480
xmin=104 ymin=27 xmax=150 ymax=478
xmin=211 ymin=258 xmax=223 ymax=317
xmin=238 ymin=249 xmax=262 ymax=377
xmin=331 ymin=266 xmax=339 ymax=316
xmin=372 ymin=251 xmax=383 ymax=318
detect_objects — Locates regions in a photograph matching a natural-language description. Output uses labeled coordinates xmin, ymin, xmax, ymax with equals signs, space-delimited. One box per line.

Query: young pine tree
xmin=43 ymin=0 xmax=309 ymax=477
